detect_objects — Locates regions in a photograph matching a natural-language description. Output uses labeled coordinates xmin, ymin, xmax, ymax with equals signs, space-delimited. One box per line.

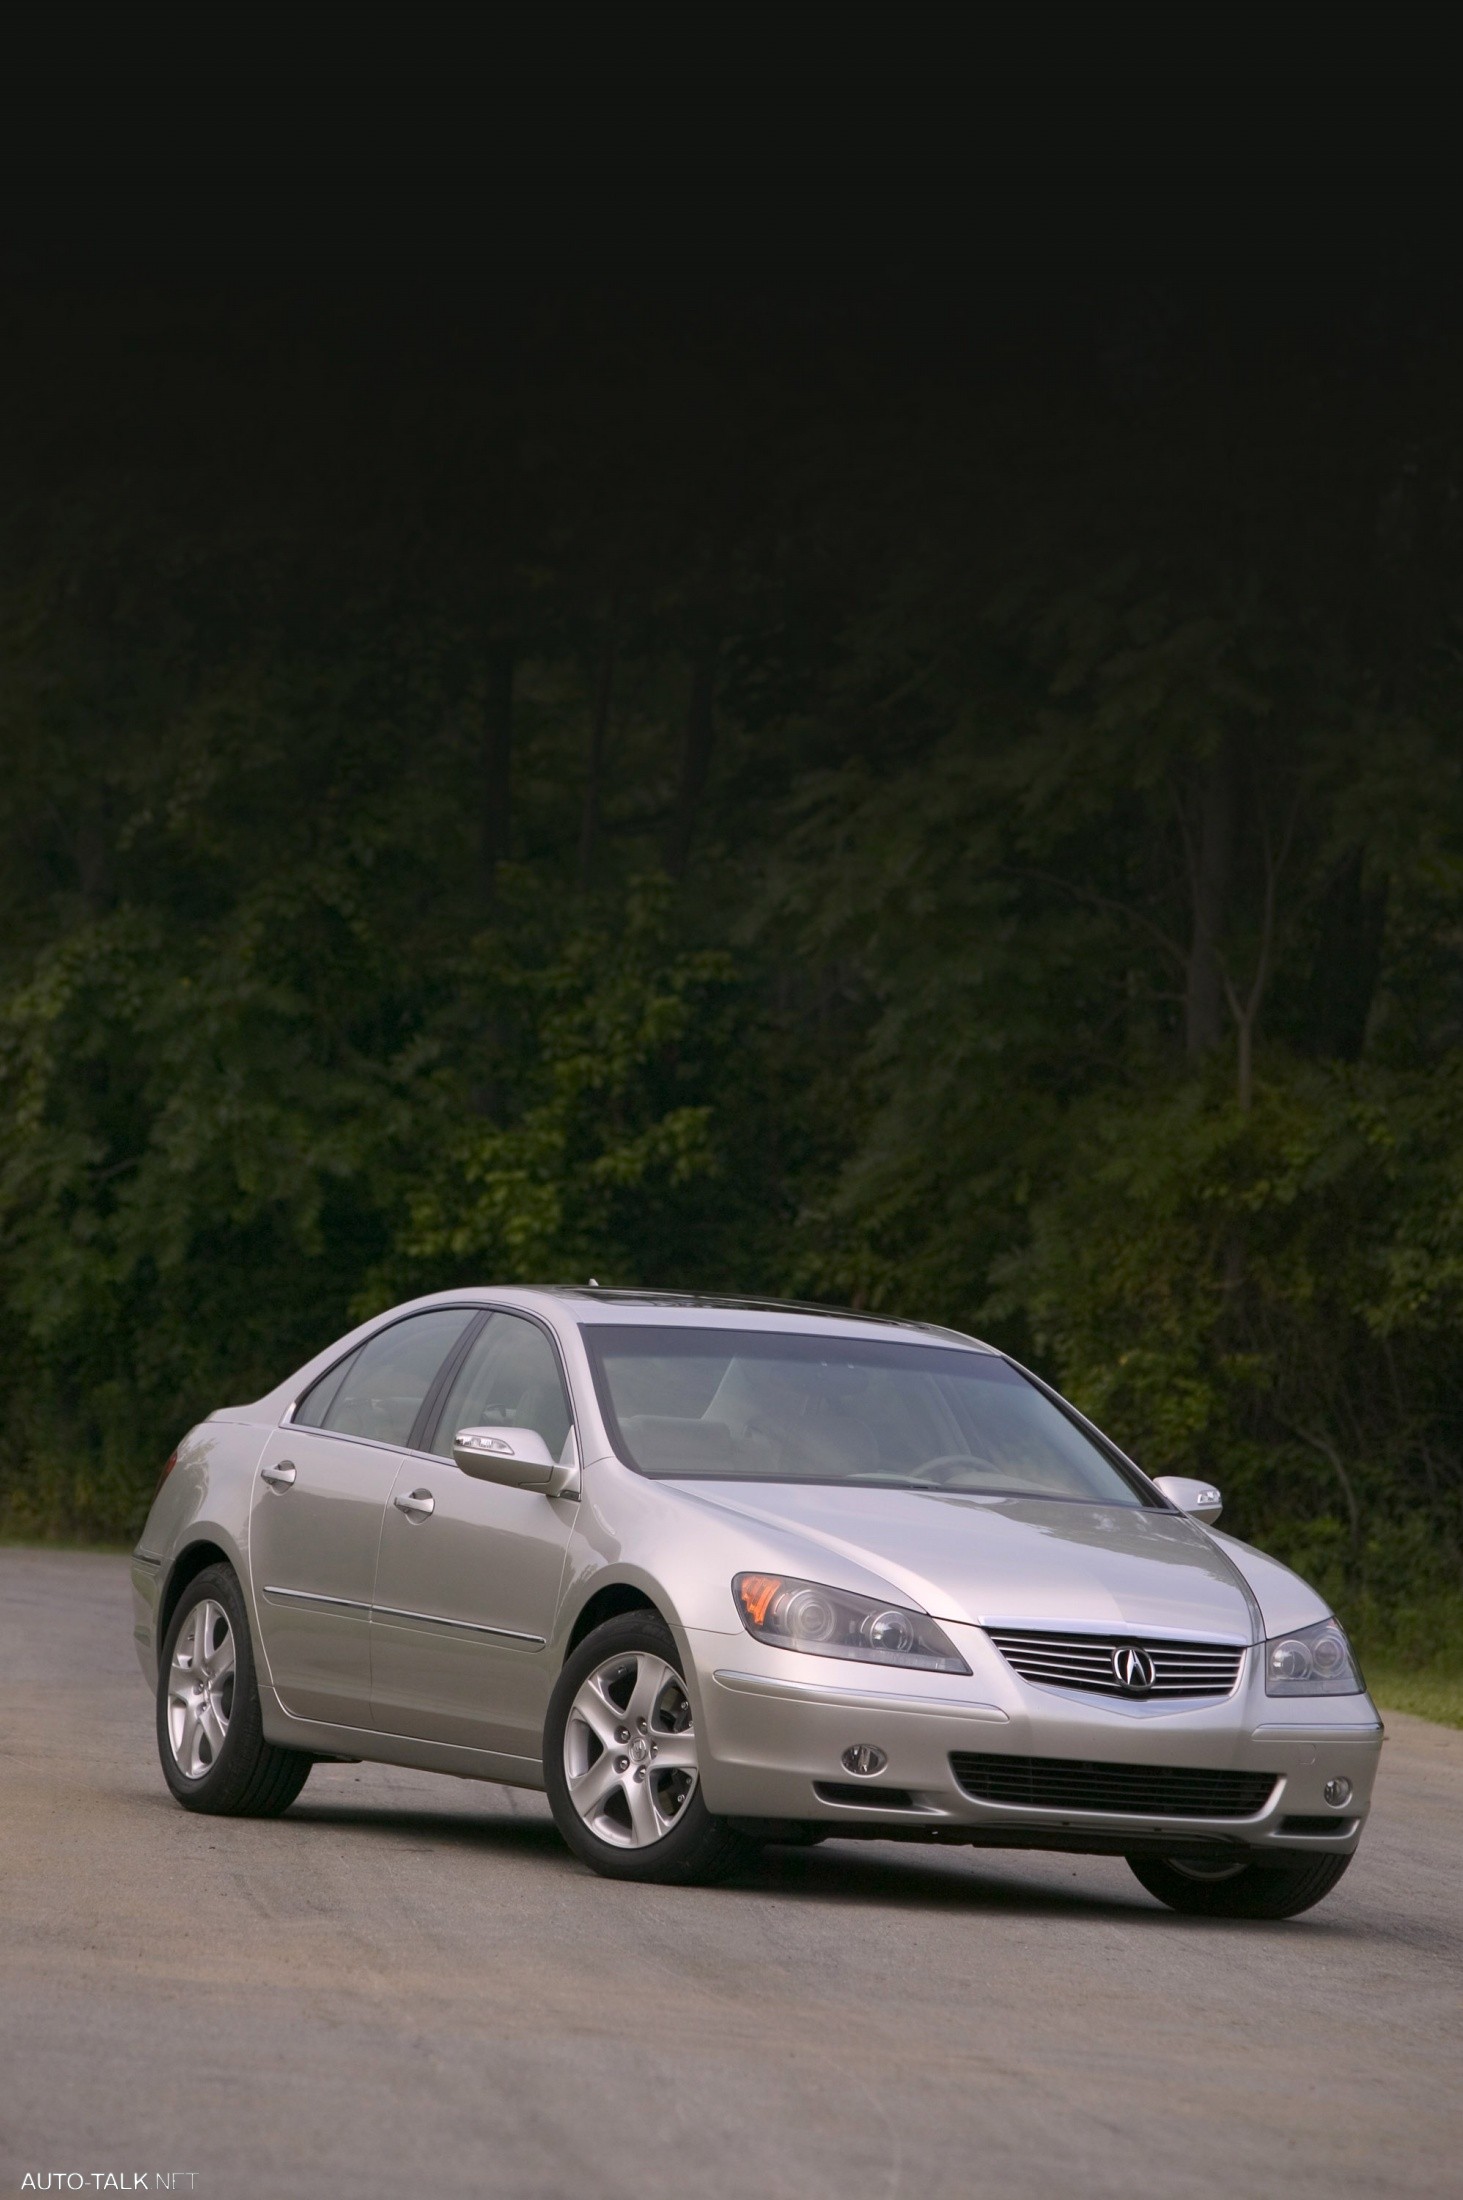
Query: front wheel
xmin=544 ymin=1613 xmax=756 ymax=1885
xmin=156 ymin=1563 xmax=313 ymax=1816
xmin=1127 ymin=1849 xmax=1353 ymax=1919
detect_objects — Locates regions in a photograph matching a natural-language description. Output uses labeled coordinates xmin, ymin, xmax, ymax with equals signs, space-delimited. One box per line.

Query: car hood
xmin=674 ymin=1482 xmax=1260 ymax=1642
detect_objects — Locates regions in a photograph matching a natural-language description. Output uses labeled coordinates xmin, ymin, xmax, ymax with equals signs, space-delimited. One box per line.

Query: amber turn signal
xmin=736 ymin=1573 xmax=782 ymax=1627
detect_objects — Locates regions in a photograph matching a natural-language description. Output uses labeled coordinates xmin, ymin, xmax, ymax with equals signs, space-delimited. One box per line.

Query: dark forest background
xmin=3 ymin=275 xmax=1461 ymax=1669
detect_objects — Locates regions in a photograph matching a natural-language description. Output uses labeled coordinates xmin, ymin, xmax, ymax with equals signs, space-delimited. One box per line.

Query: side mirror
xmin=1152 ymin=1474 xmax=1223 ymax=1524
xmin=452 ymin=1425 xmax=574 ymax=1495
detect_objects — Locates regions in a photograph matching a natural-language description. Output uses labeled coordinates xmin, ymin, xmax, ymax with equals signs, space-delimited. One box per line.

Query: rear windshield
xmin=581 ymin=1326 xmax=1149 ymax=1504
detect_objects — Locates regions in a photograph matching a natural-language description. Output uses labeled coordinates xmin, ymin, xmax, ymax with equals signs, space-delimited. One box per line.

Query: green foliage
xmin=1 ymin=292 xmax=1462 ymax=1657
xmin=989 ymin=1062 xmax=1463 ymax=1574
xmin=0 ymin=867 xmax=756 ymax=1535
xmin=362 ymin=877 xmax=742 ymax=1301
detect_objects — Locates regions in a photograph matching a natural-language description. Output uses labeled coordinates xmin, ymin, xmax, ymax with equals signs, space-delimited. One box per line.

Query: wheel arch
xmin=563 ymin=1579 xmax=667 ymax=1662
xmin=158 ymin=1535 xmax=242 ymax=1650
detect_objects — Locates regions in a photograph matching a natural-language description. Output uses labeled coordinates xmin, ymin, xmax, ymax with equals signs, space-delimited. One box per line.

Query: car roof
xmin=224 ymin=1285 xmax=995 ymax=1425
xmin=497 ymin=1285 xmax=993 ymax=1350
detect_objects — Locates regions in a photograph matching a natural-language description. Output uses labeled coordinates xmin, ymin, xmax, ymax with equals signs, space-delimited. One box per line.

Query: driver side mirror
xmin=1152 ymin=1474 xmax=1223 ymax=1524
xmin=452 ymin=1425 xmax=576 ymax=1497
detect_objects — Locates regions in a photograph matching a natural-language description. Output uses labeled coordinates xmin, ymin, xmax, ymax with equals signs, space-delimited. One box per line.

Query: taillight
xmin=153 ymin=1449 xmax=178 ymax=1502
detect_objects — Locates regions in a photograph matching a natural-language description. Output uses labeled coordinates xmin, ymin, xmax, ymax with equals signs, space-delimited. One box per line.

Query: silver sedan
xmin=132 ymin=1288 xmax=1382 ymax=1916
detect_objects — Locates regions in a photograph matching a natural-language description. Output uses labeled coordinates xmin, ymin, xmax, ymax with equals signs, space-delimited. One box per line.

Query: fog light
xmin=1323 ymin=1777 xmax=1353 ymax=1808
xmin=841 ymin=1744 xmax=887 ymax=1777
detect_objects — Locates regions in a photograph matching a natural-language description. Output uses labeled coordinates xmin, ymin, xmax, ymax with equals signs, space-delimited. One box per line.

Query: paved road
xmin=2 ymin=1550 xmax=1460 ymax=2200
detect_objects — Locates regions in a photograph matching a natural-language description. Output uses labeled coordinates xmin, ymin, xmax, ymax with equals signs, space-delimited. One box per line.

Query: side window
xmin=428 ymin=1312 xmax=573 ymax=1463
xmin=293 ymin=1348 xmax=361 ymax=1431
xmin=300 ymin=1309 xmax=475 ymax=1448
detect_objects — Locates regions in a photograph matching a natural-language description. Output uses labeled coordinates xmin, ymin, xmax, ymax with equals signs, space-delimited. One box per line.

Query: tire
xmin=544 ymin=1612 xmax=757 ymax=1885
xmin=156 ymin=1563 xmax=313 ymax=1817
xmin=1127 ymin=1849 xmax=1353 ymax=1919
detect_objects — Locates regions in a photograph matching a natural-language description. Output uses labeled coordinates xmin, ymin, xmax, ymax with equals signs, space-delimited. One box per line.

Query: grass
xmin=1351 ymin=1593 xmax=1463 ymax=1730
xmin=0 ymin=1532 xmax=134 ymax=1553
xmin=1363 ymin=1666 xmax=1463 ymax=1731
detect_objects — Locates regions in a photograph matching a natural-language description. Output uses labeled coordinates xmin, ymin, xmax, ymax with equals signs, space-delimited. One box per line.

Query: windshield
xmin=582 ymin=1326 xmax=1149 ymax=1504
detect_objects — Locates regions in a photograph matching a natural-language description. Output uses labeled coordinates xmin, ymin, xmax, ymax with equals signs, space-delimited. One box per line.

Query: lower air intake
xmin=951 ymin=1752 xmax=1276 ymax=1819
xmin=814 ymin=1782 xmax=921 ymax=1811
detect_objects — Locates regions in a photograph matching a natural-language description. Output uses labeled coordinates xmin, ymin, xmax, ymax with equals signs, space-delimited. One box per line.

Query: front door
xmin=369 ymin=1310 xmax=577 ymax=1760
xmin=247 ymin=1306 xmax=477 ymax=1727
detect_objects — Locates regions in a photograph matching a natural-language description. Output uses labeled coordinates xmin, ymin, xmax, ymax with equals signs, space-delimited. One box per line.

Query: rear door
xmin=248 ymin=1307 xmax=477 ymax=1727
xmin=369 ymin=1310 xmax=577 ymax=1760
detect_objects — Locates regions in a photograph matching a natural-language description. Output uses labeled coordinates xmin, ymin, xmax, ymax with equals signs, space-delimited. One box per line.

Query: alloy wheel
xmin=167 ymin=1598 xmax=236 ymax=1779
xmin=562 ymin=1650 xmax=699 ymax=1848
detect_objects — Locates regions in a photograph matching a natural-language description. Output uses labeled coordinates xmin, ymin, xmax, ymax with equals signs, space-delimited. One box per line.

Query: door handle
xmin=260 ymin=1460 xmax=297 ymax=1488
xmin=394 ymin=1488 xmax=435 ymax=1521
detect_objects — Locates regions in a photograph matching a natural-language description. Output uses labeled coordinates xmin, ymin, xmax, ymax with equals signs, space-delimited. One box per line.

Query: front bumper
xmin=686 ymin=1622 xmax=1383 ymax=1855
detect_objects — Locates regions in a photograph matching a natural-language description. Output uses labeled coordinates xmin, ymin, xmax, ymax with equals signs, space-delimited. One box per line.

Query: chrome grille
xmin=987 ymin=1627 xmax=1244 ymax=1699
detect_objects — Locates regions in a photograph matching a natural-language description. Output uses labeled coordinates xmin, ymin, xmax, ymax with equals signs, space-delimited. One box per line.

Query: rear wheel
xmin=156 ymin=1563 xmax=312 ymax=1817
xmin=544 ymin=1613 xmax=756 ymax=1885
xmin=1127 ymin=1849 xmax=1353 ymax=1919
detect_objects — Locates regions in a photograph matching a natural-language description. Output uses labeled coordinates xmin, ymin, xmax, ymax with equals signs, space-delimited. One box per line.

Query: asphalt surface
xmin=2 ymin=1550 xmax=1460 ymax=2200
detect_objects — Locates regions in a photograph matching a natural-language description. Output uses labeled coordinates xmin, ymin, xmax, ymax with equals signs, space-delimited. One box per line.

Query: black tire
xmin=1127 ymin=1849 xmax=1353 ymax=1919
xmin=156 ymin=1563 xmax=313 ymax=1817
xmin=544 ymin=1612 xmax=758 ymax=1886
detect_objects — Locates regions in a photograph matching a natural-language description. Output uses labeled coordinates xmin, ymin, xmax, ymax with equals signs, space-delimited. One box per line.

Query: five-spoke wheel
xmin=562 ymin=1648 xmax=700 ymax=1849
xmin=166 ymin=1596 xmax=236 ymax=1778
xmin=156 ymin=1564 xmax=313 ymax=1816
xmin=545 ymin=1612 xmax=756 ymax=1883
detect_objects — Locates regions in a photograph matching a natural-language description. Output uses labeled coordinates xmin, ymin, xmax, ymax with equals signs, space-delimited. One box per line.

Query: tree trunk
xmin=1235 ymin=1006 xmax=1255 ymax=1113
xmin=578 ymin=611 xmax=617 ymax=889
xmin=1184 ymin=740 xmax=1235 ymax=1059
xmin=1307 ymin=851 xmax=1388 ymax=1061
xmin=666 ymin=642 xmax=717 ymax=879
xmin=480 ymin=641 xmax=515 ymax=898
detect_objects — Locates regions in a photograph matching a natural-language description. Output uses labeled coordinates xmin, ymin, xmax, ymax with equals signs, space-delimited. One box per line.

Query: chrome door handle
xmin=260 ymin=1460 xmax=297 ymax=1488
xmin=394 ymin=1488 xmax=435 ymax=1521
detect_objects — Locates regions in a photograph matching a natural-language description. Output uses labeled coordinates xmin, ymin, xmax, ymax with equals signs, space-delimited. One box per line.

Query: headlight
xmin=1263 ymin=1616 xmax=1364 ymax=1696
xmin=733 ymin=1572 xmax=970 ymax=1673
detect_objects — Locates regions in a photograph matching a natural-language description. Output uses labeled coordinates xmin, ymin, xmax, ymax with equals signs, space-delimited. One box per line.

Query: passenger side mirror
xmin=1152 ymin=1474 xmax=1223 ymax=1524
xmin=452 ymin=1425 xmax=566 ymax=1494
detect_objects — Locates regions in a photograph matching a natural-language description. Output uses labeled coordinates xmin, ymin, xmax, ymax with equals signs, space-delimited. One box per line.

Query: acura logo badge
xmin=1112 ymin=1645 xmax=1156 ymax=1693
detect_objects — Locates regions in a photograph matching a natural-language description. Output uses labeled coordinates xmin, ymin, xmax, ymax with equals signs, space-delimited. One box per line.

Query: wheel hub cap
xmin=563 ymin=1650 xmax=698 ymax=1849
xmin=166 ymin=1598 xmax=235 ymax=1781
